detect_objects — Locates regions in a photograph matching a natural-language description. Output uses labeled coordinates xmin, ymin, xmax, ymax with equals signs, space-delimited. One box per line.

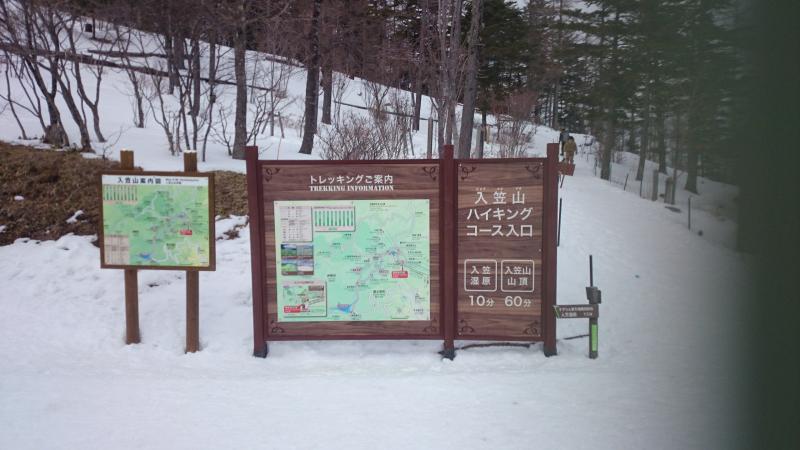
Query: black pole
xmin=588 ymin=254 xmax=597 ymax=359
xmin=688 ymin=196 xmax=692 ymax=230
xmin=623 ymin=173 xmax=629 ymax=191
xmin=557 ymin=198 xmax=563 ymax=247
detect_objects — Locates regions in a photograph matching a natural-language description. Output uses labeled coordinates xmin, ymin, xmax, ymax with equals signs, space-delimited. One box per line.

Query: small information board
xmin=99 ymin=172 xmax=215 ymax=270
xmin=553 ymin=304 xmax=598 ymax=319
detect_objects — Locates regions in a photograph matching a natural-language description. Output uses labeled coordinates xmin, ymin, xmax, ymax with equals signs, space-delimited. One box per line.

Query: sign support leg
xmin=441 ymin=144 xmax=456 ymax=360
xmin=124 ymin=269 xmax=140 ymax=344
xmin=186 ymin=270 xmax=199 ymax=353
xmin=184 ymin=150 xmax=200 ymax=353
xmin=119 ymin=149 xmax=141 ymax=345
xmin=589 ymin=317 xmax=598 ymax=359
xmin=543 ymin=143 xmax=559 ymax=357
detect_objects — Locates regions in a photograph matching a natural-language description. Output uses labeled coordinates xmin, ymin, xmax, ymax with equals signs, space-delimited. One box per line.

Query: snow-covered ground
xmin=1 ymin=13 xmax=749 ymax=450
xmin=0 ymin=156 xmax=749 ymax=449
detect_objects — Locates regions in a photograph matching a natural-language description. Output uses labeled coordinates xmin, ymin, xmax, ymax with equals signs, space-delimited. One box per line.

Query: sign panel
xmin=273 ymin=199 xmax=431 ymax=322
xmin=456 ymin=161 xmax=546 ymax=339
xmin=257 ymin=162 xmax=441 ymax=339
xmin=100 ymin=172 xmax=215 ymax=270
xmin=553 ymin=304 xmax=598 ymax=319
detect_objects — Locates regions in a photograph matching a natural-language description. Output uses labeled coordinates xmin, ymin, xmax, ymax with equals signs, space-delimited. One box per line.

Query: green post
xmin=589 ymin=319 xmax=598 ymax=359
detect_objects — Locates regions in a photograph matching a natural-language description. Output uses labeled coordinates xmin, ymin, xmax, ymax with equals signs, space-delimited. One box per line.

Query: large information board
xmin=250 ymin=160 xmax=442 ymax=346
xmin=99 ymin=172 xmax=215 ymax=270
xmin=246 ymin=144 xmax=558 ymax=357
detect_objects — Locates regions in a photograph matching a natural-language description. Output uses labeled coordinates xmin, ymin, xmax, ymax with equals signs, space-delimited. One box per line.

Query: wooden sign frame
xmin=98 ymin=170 xmax=216 ymax=271
xmin=246 ymin=144 xmax=559 ymax=358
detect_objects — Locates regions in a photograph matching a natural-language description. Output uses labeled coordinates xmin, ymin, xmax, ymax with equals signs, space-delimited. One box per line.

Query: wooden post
xmin=245 ymin=146 xmax=268 ymax=357
xmin=543 ymin=143 xmax=559 ymax=356
xmin=426 ymin=118 xmax=433 ymax=159
xmin=120 ymin=149 xmax=140 ymax=344
xmin=688 ymin=196 xmax=692 ymax=230
xmin=557 ymin=198 xmax=563 ymax=247
xmin=441 ymin=144 xmax=456 ymax=359
xmin=651 ymin=169 xmax=659 ymax=201
xmin=588 ymin=255 xmax=598 ymax=359
xmin=184 ymin=150 xmax=200 ymax=353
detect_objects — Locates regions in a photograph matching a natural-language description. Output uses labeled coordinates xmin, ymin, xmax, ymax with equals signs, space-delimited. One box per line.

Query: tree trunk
xmin=657 ymin=108 xmax=667 ymax=173
xmin=231 ymin=3 xmax=248 ymax=160
xmin=457 ymin=0 xmax=483 ymax=159
xmin=636 ymin=108 xmax=650 ymax=181
xmin=299 ymin=0 xmax=321 ymax=155
xmin=57 ymin=76 xmax=92 ymax=151
xmin=685 ymin=140 xmax=699 ymax=193
xmin=413 ymin=80 xmax=423 ymax=132
xmin=321 ymin=62 xmax=332 ymax=125
xmin=600 ymin=116 xmax=614 ymax=180
xmin=478 ymin=109 xmax=487 ymax=158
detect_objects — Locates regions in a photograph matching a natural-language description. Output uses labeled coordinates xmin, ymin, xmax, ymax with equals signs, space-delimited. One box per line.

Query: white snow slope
xmin=0 ymin=157 xmax=749 ymax=449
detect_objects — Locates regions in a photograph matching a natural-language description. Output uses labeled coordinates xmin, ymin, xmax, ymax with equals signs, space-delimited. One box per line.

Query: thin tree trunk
xmin=57 ymin=76 xmax=92 ymax=151
xmin=299 ymin=0 xmax=321 ymax=155
xmin=657 ymin=108 xmax=667 ymax=173
xmin=321 ymin=62 xmax=332 ymax=125
xmin=457 ymin=0 xmax=482 ymax=159
xmin=636 ymin=107 xmax=650 ymax=181
xmin=231 ymin=1 xmax=248 ymax=160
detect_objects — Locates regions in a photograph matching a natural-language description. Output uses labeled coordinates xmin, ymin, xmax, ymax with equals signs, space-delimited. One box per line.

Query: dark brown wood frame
xmin=245 ymin=144 xmax=558 ymax=358
xmin=98 ymin=170 xmax=216 ymax=271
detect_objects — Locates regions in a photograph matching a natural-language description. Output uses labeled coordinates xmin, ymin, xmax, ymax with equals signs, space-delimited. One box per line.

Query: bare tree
xmin=0 ymin=0 xmax=69 ymax=147
xmin=458 ymin=0 xmax=483 ymax=158
xmin=298 ymin=0 xmax=322 ymax=155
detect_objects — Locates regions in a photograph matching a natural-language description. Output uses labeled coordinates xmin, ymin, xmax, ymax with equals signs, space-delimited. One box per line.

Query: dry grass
xmin=0 ymin=142 xmax=248 ymax=246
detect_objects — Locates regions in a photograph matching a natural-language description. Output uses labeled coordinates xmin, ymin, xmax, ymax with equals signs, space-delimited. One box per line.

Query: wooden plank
xmin=120 ymin=149 xmax=140 ymax=345
xmin=455 ymin=158 xmax=549 ymax=341
xmin=184 ymin=151 xmax=200 ymax=353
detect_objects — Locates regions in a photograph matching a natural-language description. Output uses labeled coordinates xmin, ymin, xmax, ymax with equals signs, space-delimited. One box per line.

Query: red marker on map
xmin=179 ymin=229 xmax=193 ymax=236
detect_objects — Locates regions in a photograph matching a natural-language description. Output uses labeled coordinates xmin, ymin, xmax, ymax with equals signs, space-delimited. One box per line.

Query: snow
xmin=13 ymin=195 xmax=24 ymax=201
xmin=65 ymin=210 xmax=84 ymax=224
xmin=0 ymin=12 xmax=748 ymax=450
xmin=0 ymin=157 xmax=749 ymax=449
xmin=0 ymin=225 xmax=5 ymax=233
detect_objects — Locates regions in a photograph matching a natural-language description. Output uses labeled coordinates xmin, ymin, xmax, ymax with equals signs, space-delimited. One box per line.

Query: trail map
xmin=101 ymin=174 xmax=211 ymax=268
xmin=274 ymin=199 xmax=430 ymax=322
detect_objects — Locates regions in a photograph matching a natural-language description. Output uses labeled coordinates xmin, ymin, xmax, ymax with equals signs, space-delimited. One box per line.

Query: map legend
xmin=313 ymin=205 xmax=356 ymax=232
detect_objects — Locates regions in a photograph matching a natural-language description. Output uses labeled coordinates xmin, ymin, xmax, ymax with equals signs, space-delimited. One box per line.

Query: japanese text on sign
xmin=465 ymin=187 xmax=534 ymax=237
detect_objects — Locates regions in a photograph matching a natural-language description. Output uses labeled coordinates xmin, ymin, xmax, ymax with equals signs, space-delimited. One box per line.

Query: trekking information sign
xmin=99 ymin=172 xmax=215 ymax=270
xmin=246 ymin=144 xmax=559 ymax=358
xmin=247 ymin=156 xmax=441 ymax=353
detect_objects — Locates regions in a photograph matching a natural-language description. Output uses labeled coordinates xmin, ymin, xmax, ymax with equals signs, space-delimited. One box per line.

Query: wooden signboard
xmin=455 ymin=151 xmax=558 ymax=355
xmin=246 ymin=144 xmax=559 ymax=357
xmin=99 ymin=171 xmax=215 ymax=271
xmin=247 ymin=151 xmax=443 ymax=356
xmin=99 ymin=150 xmax=214 ymax=353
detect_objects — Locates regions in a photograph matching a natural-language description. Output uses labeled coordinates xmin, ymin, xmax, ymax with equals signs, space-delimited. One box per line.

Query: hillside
xmin=0 ymin=11 xmax=750 ymax=450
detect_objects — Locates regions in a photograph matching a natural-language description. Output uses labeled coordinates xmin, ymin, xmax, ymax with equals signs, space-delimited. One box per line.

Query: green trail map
xmin=274 ymin=199 xmax=430 ymax=322
xmin=101 ymin=175 xmax=211 ymax=268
